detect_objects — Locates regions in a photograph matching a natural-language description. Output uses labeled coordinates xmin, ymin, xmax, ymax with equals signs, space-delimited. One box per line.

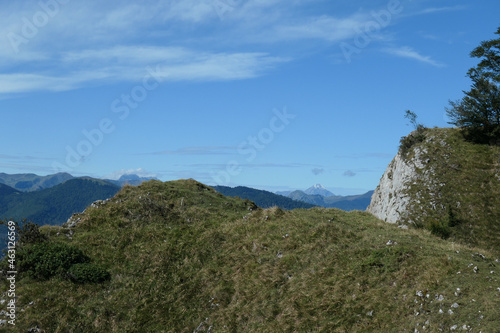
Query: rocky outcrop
xmin=368 ymin=127 xmax=500 ymax=241
xmin=367 ymin=148 xmax=427 ymax=224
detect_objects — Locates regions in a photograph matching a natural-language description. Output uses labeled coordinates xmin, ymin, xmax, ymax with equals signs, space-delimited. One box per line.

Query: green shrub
xmin=17 ymin=220 xmax=48 ymax=245
xmin=18 ymin=242 xmax=90 ymax=280
xmin=67 ymin=263 xmax=111 ymax=284
xmin=447 ymin=207 xmax=461 ymax=228
xmin=399 ymin=125 xmax=427 ymax=156
xmin=429 ymin=219 xmax=451 ymax=239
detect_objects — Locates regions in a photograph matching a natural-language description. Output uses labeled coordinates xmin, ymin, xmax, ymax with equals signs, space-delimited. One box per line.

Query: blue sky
xmin=1 ymin=0 xmax=499 ymax=195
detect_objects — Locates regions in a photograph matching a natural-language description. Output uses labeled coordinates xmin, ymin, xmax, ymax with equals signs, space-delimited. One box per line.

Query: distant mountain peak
xmin=111 ymin=174 xmax=158 ymax=187
xmin=304 ymin=184 xmax=335 ymax=197
xmin=119 ymin=174 xmax=141 ymax=181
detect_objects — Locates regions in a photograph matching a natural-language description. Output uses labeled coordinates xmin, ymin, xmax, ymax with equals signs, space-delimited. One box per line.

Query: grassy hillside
xmin=1 ymin=179 xmax=499 ymax=332
xmin=400 ymin=127 xmax=500 ymax=254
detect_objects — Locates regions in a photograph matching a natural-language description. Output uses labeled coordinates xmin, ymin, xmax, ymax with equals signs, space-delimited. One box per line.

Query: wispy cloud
xmin=0 ymin=154 xmax=53 ymax=161
xmin=384 ymin=46 xmax=444 ymax=67
xmin=412 ymin=6 xmax=467 ymax=16
xmin=0 ymin=163 xmax=58 ymax=174
xmin=331 ymin=152 xmax=394 ymax=159
xmin=0 ymin=47 xmax=288 ymax=95
xmin=271 ymin=14 xmax=370 ymax=42
xmin=173 ymin=162 xmax=319 ymax=169
xmin=0 ymin=0 xmax=297 ymax=96
xmin=143 ymin=146 xmax=238 ymax=156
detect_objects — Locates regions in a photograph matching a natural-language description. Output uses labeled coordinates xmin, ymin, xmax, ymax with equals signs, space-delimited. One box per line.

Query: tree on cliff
xmin=446 ymin=26 xmax=500 ymax=143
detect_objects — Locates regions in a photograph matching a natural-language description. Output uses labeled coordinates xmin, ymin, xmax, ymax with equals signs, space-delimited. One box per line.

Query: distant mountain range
xmin=215 ymin=184 xmax=373 ymax=211
xmin=0 ymin=172 xmax=157 ymax=192
xmin=0 ymin=178 xmax=121 ymax=226
xmin=0 ymin=172 xmax=74 ymax=192
xmin=212 ymin=186 xmax=315 ymax=210
xmin=276 ymin=184 xmax=373 ymax=211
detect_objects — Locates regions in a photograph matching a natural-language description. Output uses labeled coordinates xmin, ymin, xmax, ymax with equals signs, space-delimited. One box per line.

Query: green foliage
xmin=429 ymin=219 xmax=451 ymax=239
xmin=428 ymin=207 xmax=461 ymax=239
xmin=67 ymin=263 xmax=111 ymax=284
xmin=404 ymin=110 xmax=420 ymax=130
xmin=447 ymin=26 xmax=500 ymax=144
xmin=446 ymin=77 xmax=500 ymax=143
xmin=0 ymin=219 xmax=111 ymax=284
xmin=468 ymin=26 xmax=500 ymax=83
xmin=399 ymin=130 xmax=426 ymax=156
xmin=400 ymin=110 xmax=427 ymax=156
xmin=18 ymin=242 xmax=90 ymax=280
xmin=0 ymin=219 xmax=47 ymax=247
xmin=16 ymin=219 xmax=48 ymax=245
xmin=446 ymin=206 xmax=461 ymax=228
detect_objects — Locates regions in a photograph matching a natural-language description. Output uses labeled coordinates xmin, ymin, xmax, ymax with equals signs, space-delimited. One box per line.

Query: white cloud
xmin=144 ymin=146 xmax=237 ymax=156
xmin=384 ymin=46 xmax=444 ymax=67
xmin=0 ymin=1 xmax=452 ymax=96
xmin=0 ymin=46 xmax=288 ymax=95
xmin=61 ymin=46 xmax=191 ymax=65
xmin=412 ymin=6 xmax=466 ymax=16
xmin=162 ymin=1 xmax=215 ymax=22
xmin=272 ymin=14 xmax=370 ymax=42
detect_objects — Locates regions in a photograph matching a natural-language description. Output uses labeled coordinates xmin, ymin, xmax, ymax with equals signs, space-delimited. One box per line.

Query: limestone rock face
xmin=367 ymin=149 xmax=426 ymax=224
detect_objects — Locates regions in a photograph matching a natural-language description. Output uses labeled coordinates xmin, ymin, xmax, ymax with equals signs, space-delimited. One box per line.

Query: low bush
xmin=399 ymin=125 xmax=427 ymax=156
xmin=429 ymin=219 xmax=451 ymax=239
xmin=17 ymin=220 xmax=48 ymax=245
xmin=18 ymin=242 xmax=90 ymax=280
xmin=67 ymin=263 xmax=111 ymax=284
